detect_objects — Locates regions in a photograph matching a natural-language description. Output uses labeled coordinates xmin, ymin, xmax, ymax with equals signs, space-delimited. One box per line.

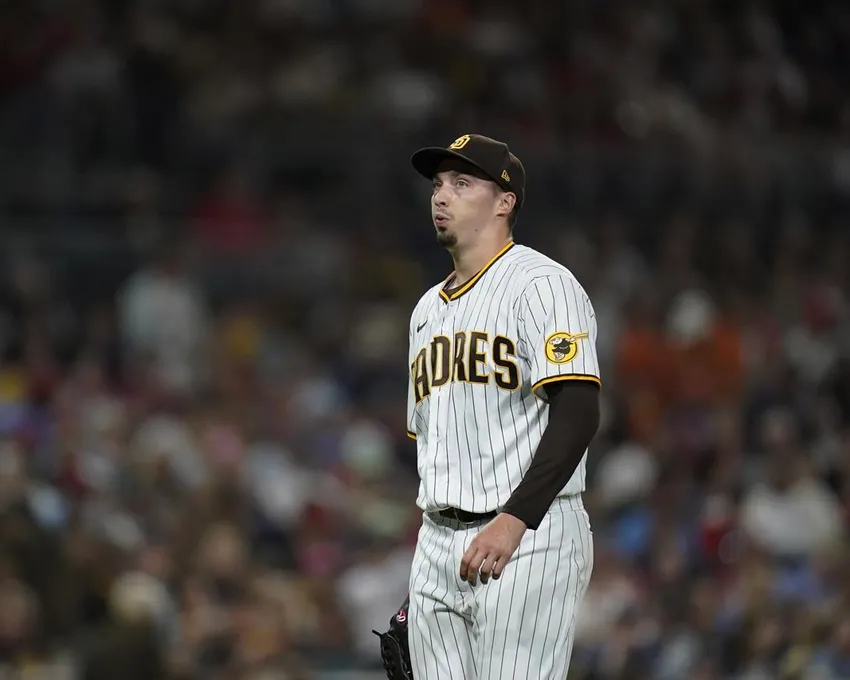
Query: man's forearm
xmin=501 ymin=382 xmax=600 ymax=529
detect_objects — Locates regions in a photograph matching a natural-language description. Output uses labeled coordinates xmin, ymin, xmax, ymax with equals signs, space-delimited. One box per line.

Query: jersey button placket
xmin=431 ymin=301 xmax=455 ymax=445
xmin=429 ymin=338 xmax=443 ymax=446
xmin=432 ymin=301 xmax=454 ymax=507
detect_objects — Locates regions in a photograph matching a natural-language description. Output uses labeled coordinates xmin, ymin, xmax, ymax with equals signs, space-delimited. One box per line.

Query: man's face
xmin=430 ymin=160 xmax=503 ymax=249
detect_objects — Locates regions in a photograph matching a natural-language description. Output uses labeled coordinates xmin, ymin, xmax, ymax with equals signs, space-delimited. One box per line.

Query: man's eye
xmin=456 ymin=179 xmax=468 ymax=188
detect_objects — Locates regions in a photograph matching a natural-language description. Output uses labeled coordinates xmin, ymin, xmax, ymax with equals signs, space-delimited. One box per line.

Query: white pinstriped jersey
xmin=407 ymin=241 xmax=601 ymax=514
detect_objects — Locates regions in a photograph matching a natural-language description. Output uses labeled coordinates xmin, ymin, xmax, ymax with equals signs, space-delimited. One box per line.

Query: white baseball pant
xmin=408 ymin=495 xmax=593 ymax=680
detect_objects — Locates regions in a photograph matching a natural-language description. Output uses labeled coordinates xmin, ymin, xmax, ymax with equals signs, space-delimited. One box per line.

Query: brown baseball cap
xmin=411 ymin=134 xmax=526 ymax=209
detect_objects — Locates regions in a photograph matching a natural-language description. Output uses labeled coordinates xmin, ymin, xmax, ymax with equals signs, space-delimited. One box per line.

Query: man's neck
xmin=449 ymin=235 xmax=513 ymax=288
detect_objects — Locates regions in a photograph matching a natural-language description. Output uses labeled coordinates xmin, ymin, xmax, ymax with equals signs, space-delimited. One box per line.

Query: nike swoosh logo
xmin=417 ymin=321 xmax=427 ymax=332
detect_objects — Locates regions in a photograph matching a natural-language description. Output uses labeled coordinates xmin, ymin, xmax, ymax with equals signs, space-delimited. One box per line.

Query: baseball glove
xmin=372 ymin=596 xmax=414 ymax=680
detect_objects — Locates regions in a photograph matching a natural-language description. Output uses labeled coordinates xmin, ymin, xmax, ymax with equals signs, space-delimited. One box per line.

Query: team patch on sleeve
xmin=544 ymin=331 xmax=588 ymax=364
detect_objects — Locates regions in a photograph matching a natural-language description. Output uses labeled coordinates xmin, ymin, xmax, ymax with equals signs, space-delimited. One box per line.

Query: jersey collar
xmin=439 ymin=241 xmax=516 ymax=303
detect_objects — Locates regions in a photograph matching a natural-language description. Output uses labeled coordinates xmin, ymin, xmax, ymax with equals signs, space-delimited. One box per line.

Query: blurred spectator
xmin=191 ymin=164 xmax=271 ymax=260
xmin=740 ymin=410 xmax=843 ymax=559
xmin=117 ymin=240 xmax=209 ymax=396
xmin=80 ymin=572 xmax=171 ymax=680
xmin=337 ymin=540 xmax=412 ymax=664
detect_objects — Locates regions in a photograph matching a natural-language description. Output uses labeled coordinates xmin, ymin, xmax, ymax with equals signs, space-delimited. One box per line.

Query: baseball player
xmin=404 ymin=134 xmax=601 ymax=679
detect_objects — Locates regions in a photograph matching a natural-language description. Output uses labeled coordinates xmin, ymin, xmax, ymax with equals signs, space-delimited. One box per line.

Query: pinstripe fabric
xmin=407 ymin=244 xmax=600 ymax=514
xmin=409 ymin=497 xmax=593 ymax=680
xmin=406 ymin=243 xmax=598 ymax=678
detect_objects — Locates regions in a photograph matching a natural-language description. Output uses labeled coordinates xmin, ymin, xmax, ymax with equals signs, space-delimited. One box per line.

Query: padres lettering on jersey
xmin=410 ymin=331 xmax=520 ymax=403
xmin=406 ymin=241 xmax=600 ymax=514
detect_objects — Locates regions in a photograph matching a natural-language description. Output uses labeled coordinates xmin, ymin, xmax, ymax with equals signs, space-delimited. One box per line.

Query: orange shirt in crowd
xmin=616 ymin=318 xmax=744 ymax=440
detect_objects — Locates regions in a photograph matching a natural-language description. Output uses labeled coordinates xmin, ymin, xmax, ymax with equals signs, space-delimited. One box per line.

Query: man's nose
xmin=433 ymin=186 xmax=449 ymax=205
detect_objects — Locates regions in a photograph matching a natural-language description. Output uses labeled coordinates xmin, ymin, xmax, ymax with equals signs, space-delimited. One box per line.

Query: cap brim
xmin=410 ymin=147 xmax=494 ymax=184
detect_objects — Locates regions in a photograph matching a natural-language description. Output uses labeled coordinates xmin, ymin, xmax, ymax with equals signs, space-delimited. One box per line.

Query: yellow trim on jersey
xmin=531 ymin=374 xmax=601 ymax=401
xmin=439 ymin=241 xmax=515 ymax=303
xmin=406 ymin=430 xmax=417 ymax=440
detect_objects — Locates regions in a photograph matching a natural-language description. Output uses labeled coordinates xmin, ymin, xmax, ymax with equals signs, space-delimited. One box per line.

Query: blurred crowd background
xmin=1 ymin=0 xmax=850 ymax=679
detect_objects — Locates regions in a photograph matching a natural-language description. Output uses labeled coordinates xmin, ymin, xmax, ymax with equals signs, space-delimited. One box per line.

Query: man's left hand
xmin=459 ymin=513 xmax=527 ymax=585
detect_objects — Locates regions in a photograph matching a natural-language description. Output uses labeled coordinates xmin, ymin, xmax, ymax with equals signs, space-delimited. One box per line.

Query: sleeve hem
xmin=502 ymin=509 xmax=540 ymax=531
xmin=531 ymin=374 xmax=601 ymax=402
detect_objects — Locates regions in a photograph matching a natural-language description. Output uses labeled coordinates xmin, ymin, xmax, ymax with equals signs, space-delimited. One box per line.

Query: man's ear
xmin=496 ymin=192 xmax=517 ymax=219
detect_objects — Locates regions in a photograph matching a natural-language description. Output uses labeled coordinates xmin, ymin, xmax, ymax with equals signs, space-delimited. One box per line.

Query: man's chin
xmin=436 ymin=231 xmax=458 ymax=248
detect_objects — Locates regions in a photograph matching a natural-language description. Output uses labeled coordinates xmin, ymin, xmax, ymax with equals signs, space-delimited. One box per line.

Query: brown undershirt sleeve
xmin=501 ymin=381 xmax=600 ymax=530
